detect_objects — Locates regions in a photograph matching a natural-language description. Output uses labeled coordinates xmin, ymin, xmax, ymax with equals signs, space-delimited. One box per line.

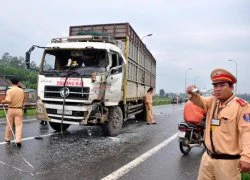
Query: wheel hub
xmin=113 ymin=113 xmax=121 ymax=128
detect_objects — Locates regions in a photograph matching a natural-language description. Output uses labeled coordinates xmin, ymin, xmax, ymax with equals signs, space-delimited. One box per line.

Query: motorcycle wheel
xmin=179 ymin=141 xmax=192 ymax=155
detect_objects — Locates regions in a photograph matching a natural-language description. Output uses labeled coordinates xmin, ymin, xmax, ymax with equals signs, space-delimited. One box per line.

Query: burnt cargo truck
xmin=25 ymin=23 xmax=156 ymax=136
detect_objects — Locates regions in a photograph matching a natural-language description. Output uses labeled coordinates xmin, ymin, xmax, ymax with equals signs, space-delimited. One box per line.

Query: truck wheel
xmin=102 ymin=106 xmax=123 ymax=136
xmin=49 ymin=122 xmax=70 ymax=131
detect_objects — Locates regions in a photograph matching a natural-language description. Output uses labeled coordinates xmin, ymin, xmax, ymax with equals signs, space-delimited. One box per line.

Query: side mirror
xmin=25 ymin=45 xmax=36 ymax=69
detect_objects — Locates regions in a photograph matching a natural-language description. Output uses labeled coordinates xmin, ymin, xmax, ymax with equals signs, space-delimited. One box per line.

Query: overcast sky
xmin=0 ymin=0 xmax=249 ymax=94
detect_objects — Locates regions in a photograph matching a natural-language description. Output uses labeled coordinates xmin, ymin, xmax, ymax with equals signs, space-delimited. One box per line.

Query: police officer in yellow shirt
xmin=1 ymin=78 xmax=24 ymax=148
xmin=187 ymin=68 xmax=250 ymax=180
xmin=144 ymin=87 xmax=156 ymax=125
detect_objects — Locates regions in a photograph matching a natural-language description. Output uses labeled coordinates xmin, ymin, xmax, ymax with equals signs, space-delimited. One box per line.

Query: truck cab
xmin=26 ymin=23 xmax=156 ymax=136
xmin=27 ymin=35 xmax=126 ymax=136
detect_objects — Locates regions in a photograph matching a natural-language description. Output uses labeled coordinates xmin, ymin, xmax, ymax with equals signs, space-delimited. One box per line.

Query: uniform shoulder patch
xmin=236 ymin=98 xmax=248 ymax=106
xmin=243 ymin=113 xmax=250 ymax=122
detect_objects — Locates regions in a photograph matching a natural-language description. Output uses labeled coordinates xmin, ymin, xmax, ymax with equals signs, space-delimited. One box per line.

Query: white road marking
xmin=101 ymin=133 xmax=178 ymax=180
xmin=0 ymin=160 xmax=34 ymax=176
xmin=0 ymin=133 xmax=55 ymax=145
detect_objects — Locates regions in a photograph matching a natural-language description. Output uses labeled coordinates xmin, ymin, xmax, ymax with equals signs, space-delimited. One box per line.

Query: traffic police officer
xmin=144 ymin=87 xmax=156 ymax=125
xmin=186 ymin=68 xmax=250 ymax=179
xmin=1 ymin=78 xmax=24 ymax=148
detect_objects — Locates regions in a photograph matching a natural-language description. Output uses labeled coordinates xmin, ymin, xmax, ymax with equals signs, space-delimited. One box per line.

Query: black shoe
xmin=147 ymin=123 xmax=151 ymax=125
xmin=16 ymin=143 xmax=22 ymax=148
xmin=152 ymin=122 xmax=157 ymax=124
xmin=5 ymin=140 xmax=10 ymax=144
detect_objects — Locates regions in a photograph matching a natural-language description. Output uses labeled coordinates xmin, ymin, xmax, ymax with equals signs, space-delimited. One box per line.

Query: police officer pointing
xmin=187 ymin=68 xmax=250 ymax=179
xmin=1 ymin=78 xmax=24 ymax=148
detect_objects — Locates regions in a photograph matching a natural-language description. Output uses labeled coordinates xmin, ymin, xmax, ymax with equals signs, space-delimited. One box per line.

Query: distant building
xmin=0 ymin=77 xmax=11 ymax=89
xmin=0 ymin=76 xmax=36 ymax=104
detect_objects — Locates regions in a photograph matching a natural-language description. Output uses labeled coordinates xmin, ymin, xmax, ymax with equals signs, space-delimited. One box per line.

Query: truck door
xmin=104 ymin=52 xmax=124 ymax=106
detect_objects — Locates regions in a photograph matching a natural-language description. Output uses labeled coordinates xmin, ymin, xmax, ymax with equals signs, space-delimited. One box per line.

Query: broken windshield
xmin=41 ymin=49 xmax=109 ymax=75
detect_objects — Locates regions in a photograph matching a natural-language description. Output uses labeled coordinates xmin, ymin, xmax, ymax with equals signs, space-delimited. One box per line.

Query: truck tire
xmin=102 ymin=106 xmax=123 ymax=136
xmin=49 ymin=122 xmax=70 ymax=131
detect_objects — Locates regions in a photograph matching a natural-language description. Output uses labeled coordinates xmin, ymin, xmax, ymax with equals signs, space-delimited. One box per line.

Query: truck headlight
xmin=92 ymin=73 xmax=96 ymax=82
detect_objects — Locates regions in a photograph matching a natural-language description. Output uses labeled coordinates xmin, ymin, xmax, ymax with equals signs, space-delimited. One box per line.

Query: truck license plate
xmin=57 ymin=109 xmax=72 ymax=115
xmin=178 ymin=131 xmax=186 ymax=138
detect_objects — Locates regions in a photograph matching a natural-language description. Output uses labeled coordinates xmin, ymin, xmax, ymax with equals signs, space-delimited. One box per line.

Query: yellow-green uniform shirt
xmin=5 ymin=86 xmax=24 ymax=108
xmin=145 ymin=93 xmax=153 ymax=105
xmin=190 ymin=94 xmax=250 ymax=163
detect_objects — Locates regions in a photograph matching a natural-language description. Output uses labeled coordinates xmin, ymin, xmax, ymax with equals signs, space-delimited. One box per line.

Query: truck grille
xmin=44 ymin=86 xmax=90 ymax=100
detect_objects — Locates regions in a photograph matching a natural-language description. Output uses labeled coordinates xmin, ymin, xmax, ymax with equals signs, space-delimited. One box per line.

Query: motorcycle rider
xmin=184 ymin=93 xmax=206 ymax=127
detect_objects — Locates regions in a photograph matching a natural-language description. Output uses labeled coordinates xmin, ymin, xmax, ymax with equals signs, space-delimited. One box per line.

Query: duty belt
xmin=207 ymin=149 xmax=240 ymax=160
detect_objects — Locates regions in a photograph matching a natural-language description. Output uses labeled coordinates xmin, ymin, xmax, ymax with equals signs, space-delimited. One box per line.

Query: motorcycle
xmin=177 ymin=121 xmax=205 ymax=155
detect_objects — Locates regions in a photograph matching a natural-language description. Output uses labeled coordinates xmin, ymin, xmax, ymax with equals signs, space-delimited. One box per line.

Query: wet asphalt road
xmin=0 ymin=104 xmax=205 ymax=180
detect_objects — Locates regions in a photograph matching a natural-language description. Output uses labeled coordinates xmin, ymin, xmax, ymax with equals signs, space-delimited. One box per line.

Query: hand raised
xmin=186 ymin=84 xmax=197 ymax=94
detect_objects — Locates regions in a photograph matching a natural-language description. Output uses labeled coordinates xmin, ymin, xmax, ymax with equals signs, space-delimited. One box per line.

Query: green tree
xmin=159 ymin=89 xmax=165 ymax=97
xmin=0 ymin=53 xmax=38 ymax=89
